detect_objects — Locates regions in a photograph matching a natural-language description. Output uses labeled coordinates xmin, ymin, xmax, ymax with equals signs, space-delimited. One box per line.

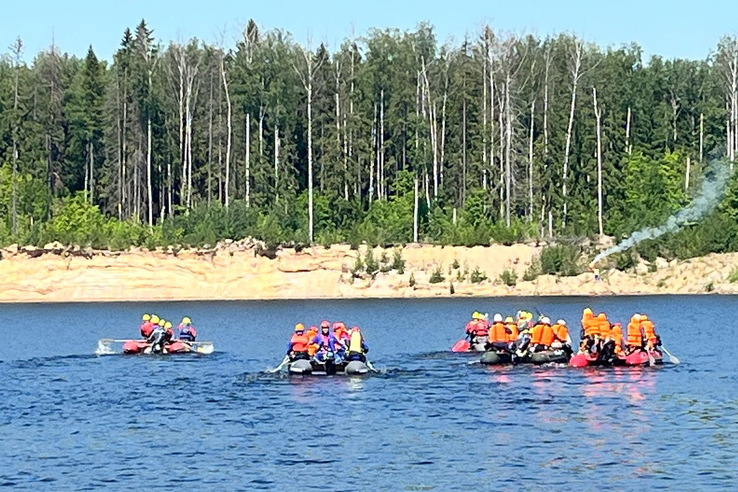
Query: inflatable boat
xmin=288 ymin=357 xmax=370 ymax=376
xmin=99 ymin=339 xmax=214 ymax=355
xmin=480 ymin=348 xmax=570 ymax=366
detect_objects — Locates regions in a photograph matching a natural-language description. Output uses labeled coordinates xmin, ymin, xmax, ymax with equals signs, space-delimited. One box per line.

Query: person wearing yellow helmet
xmin=140 ymin=314 xmax=154 ymax=338
xmin=177 ymin=316 xmax=197 ymax=342
xmin=147 ymin=318 xmax=172 ymax=353
xmin=287 ymin=323 xmax=310 ymax=361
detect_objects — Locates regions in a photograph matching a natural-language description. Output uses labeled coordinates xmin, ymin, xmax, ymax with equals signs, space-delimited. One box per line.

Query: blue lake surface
xmin=0 ymin=296 xmax=736 ymax=491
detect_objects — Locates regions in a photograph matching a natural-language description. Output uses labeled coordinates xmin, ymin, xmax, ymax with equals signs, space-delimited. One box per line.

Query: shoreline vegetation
xmin=4 ymin=21 xmax=738 ymax=300
xmin=1 ymin=240 xmax=737 ymax=303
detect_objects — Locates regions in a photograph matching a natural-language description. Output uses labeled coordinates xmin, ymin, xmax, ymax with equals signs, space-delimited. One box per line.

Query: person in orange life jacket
xmin=505 ymin=316 xmax=519 ymax=343
xmin=598 ymin=321 xmax=621 ymax=364
xmin=529 ymin=317 xmax=555 ymax=352
xmin=312 ymin=321 xmax=341 ymax=363
xmin=346 ymin=326 xmax=369 ymax=362
xmin=333 ymin=322 xmax=349 ymax=348
xmin=624 ymin=314 xmax=644 ymax=354
xmin=596 ymin=313 xmax=611 ymax=348
xmin=305 ymin=325 xmax=319 ymax=356
xmin=465 ymin=312 xmax=480 ymax=336
xmin=287 ymin=323 xmax=311 ymax=361
xmin=487 ymin=313 xmax=512 ymax=351
xmin=140 ymin=314 xmax=155 ymax=338
xmin=148 ymin=319 xmax=172 ymax=353
xmin=177 ymin=317 xmax=197 ymax=341
xmin=640 ymin=314 xmax=661 ymax=350
xmin=551 ymin=319 xmax=573 ymax=355
xmin=579 ymin=308 xmax=600 ymax=354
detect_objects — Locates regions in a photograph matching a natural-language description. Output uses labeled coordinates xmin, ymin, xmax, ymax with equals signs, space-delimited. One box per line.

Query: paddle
xmin=365 ymin=359 xmax=380 ymax=373
xmin=191 ymin=341 xmax=215 ymax=355
xmin=267 ymin=356 xmax=290 ymax=373
xmin=452 ymin=339 xmax=471 ymax=352
xmin=660 ymin=345 xmax=680 ymax=364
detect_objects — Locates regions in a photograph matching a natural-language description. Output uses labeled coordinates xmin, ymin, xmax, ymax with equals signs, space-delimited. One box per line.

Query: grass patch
xmin=499 ymin=269 xmax=517 ymax=287
xmin=470 ymin=267 xmax=487 ymax=284
xmin=430 ymin=266 xmax=445 ymax=284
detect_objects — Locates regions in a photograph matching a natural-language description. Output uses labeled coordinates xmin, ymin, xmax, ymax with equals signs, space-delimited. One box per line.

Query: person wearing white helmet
xmin=487 ymin=313 xmax=511 ymax=351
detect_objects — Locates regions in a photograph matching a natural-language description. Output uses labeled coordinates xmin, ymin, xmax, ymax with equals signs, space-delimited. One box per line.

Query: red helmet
xmin=332 ymin=322 xmax=341 ymax=330
xmin=320 ymin=320 xmax=330 ymax=329
xmin=309 ymin=325 xmax=318 ymax=332
xmin=351 ymin=326 xmax=360 ymax=333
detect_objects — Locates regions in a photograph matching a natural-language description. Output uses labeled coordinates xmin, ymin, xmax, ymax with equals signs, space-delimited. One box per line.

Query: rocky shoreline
xmin=0 ymin=241 xmax=736 ymax=303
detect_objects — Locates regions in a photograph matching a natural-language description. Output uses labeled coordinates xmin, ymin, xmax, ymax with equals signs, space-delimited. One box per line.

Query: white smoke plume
xmin=592 ymin=163 xmax=733 ymax=264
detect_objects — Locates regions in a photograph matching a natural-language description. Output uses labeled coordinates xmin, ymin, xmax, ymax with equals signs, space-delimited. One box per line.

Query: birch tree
xmin=295 ymin=38 xmax=325 ymax=243
xmin=562 ymin=36 xmax=584 ymax=226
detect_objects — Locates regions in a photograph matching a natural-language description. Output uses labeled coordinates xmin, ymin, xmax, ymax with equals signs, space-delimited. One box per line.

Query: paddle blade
xmin=661 ymin=346 xmax=680 ymax=364
xmin=95 ymin=339 xmax=116 ymax=355
xmin=195 ymin=343 xmax=214 ymax=355
xmin=452 ymin=339 xmax=470 ymax=352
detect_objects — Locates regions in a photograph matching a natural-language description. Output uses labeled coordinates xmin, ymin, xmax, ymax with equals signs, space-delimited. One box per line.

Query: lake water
xmin=1 ymin=296 xmax=736 ymax=491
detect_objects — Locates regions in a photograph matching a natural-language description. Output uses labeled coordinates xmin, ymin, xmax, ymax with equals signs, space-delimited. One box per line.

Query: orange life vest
xmin=506 ymin=324 xmax=519 ymax=342
xmin=553 ymin=324 xmax=569 ymax=343
xmin=599 ymin=319 xmax=611 ymax=339
xmin=626 ymin=322 xmax=643 ymax=347
xmin=334 ymin=327 xmax=348 ymax=342
xmin=305 ymin=328 xmax=318 ymax=356
xmin=540 ymin=325 xmax=555 ymax=347
xmin=641 ymin=320 xmax=657 ymax=345
xmin=488 ymin=322 xmax=508 ymax=343
xmin=290 ymin=333 xmax=310 ymax=353
xmin=583 ymin=318 xmax=599 ymax=337
xmin=530 ymin=324 xmax=543 ymax=344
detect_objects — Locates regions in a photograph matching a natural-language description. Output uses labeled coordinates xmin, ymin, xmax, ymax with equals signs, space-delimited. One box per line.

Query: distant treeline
xmin=2 ymin=20 xmax=738 ymax=261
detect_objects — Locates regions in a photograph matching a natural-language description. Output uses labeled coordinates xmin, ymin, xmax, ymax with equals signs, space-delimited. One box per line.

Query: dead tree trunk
xmin=593 ymin=86 xmax=603 ymax=237
xmin=246 ymin=113 xmax=251 ymax=207
xmin=528 ymin=98 xmax=535 ymax=221
xmin=221 ymin=53 xmax=232 ymax=207
xmin=562 ymin=38 xmax=584 ymax=227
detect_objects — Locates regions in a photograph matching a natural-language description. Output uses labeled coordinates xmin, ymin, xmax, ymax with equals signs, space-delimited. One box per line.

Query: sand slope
xmin=0 ymin=242 xmax=736 ymax=302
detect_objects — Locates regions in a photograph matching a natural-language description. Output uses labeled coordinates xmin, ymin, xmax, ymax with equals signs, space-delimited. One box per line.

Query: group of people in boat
xmin=466 ymin=311 xmax=573 ymax=357
xmin=286 ymin=321 xmax=368 ymax=365
xmin=139 ymin=314 xmax=197 ymax=352
xmin=578 ymin=309 xmax=661 ymax=362
xmin=465 ymin=307 xmax=661 ymax=361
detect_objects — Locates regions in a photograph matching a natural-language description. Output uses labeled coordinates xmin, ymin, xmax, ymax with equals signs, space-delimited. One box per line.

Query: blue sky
xmin=2 ymin=0 xmax=734 ymax=61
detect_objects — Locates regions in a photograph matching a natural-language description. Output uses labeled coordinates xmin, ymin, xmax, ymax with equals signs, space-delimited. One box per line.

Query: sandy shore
xmin=0 ymin=241 xmax=736 ymax=303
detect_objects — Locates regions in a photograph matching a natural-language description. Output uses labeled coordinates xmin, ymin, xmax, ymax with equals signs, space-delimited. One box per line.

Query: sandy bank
xmin=0 ymin=241 xmax=736 ymax=303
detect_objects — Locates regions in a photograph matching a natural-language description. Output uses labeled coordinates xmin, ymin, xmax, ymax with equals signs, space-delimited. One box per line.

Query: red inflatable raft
xmin=570 ymin=349 xmax=663 ymax=368
xmin=123 ymin=340 xmax=198 ymax=354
